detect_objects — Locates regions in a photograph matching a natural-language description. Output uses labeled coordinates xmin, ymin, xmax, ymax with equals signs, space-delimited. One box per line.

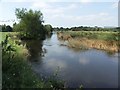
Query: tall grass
xmin=2 ymin=35 xmax=42 ymax=88
xmin=62 ymin=31 xmax=119 ymax=41
xmin=57 ymin=31 xmax=120 ymax=52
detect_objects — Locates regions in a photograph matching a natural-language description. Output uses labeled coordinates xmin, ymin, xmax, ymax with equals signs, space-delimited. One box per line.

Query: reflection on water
xmin=22 ymin=40 xmax=45 ymax=62
xmin=24 ymin=33 xmax=118 ymax=88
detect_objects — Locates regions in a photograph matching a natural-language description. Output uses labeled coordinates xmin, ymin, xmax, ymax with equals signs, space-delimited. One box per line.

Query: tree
xmin=6 ymin=25 xmax=13 ymax=32
xmin=1 ymin=25 xmax=13 ymax=32
xmin=15 ymin=8 xmax=45 ymax=39
xmin=13 ymin=22 xmax=24 ymax=32
xmin=44 ymin=24 xmax=53 ymax=34
xmin=2 ymin=24 xmax=6 ymax=32
xmin=0 ymin=25 xmax=2 ymax=31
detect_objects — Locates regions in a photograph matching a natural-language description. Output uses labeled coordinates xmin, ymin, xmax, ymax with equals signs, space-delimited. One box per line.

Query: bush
xmin=2 ymin=35 xmax=44 ymax=88
xmin=2 ymin=35 xmax=65 ymax=89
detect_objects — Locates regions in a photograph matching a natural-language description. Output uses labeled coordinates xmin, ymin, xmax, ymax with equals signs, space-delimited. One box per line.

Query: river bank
xmin=1 ymin=32 xmax=119 ymax=88
xmin=29 ymin=33 xmax=118 ymax=88
xmin=1 ymin=32 xmax=65 ymax=89
xmin=57 ymin=31 xmax=120 ymax=52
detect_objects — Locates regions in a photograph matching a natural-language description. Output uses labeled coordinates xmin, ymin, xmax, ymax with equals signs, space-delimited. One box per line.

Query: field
xmin=0 ymin=32 xmax=2 ymax=42
xmin=58 ymin=31 xmax=120 ymax=41
xmin=57 ymin=31 xmax=120 ymax=52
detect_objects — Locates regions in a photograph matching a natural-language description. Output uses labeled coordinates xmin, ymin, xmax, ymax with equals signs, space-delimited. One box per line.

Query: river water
xmin=25 ymin=33 xmax=118 ymax=88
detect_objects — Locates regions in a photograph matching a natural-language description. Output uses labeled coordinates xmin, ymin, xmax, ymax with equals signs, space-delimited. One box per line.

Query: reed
xmin=57 ymin=31 xmax=120 ymax=52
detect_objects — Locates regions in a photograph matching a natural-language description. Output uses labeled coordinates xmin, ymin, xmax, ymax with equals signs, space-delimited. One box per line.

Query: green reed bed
xmin=62 ymin=31 xmax=120 ymax=41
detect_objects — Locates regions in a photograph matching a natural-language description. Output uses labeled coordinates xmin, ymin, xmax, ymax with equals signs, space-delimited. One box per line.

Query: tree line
xmin=54 ymin=26 xmax=120 ymax=32
xmin=0 ymin=24 xmax=13 ymax=32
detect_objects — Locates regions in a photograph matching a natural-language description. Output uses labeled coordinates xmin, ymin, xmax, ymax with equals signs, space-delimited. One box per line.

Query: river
xmin=25 ymin=33 xmax=118 ymax=88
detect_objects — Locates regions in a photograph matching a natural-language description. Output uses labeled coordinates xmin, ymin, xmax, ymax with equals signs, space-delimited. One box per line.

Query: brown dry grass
xmin=67 ymin=38 xmax=119 ymax=52
xmin=57 ymin=32 xmax=120 ymax=52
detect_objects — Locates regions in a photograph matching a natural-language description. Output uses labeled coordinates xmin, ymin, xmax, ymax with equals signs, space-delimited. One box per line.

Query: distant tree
xmin=2 ymin=24 xmax=6 ymax=32
xmin=1 ymin=24 xmax=13 ymax=32
xmin=0 ymin=25 xmax=2 ymax=31
xmin=115 ymin=27 xmax=120 ymax=32
xmin=6 ymin=25 xmax=13 ymax=32
xmin=44 ymin=24 xmax=53 ymax=34
xmin=116 ymin=27 xmax=120 ymax=29
xmin=59 ymin=27 xmax=64 ymax=31
xmin=13 ymin=22 xmax=17 ymax=27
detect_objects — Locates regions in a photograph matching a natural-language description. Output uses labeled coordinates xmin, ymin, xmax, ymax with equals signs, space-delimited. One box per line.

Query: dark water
xmin=25 ymin=33 xmax=118 ymax=88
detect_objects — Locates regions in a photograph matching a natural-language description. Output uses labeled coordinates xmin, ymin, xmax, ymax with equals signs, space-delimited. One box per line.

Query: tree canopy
xmin=44 ymin=24 xmax=53 ymax=34
xmin=14 ymin=8 xmax=46 ymax=40
xmin=1 ymin=24 xmax=13 ymax=32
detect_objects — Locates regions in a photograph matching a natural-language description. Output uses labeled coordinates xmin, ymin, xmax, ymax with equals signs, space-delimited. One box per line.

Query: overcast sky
xmin=0 ymin=0 xmax=119 ymax=27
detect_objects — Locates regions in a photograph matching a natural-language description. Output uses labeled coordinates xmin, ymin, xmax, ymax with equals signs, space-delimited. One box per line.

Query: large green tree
xmin=14 ymin=8 xmax=46 ymax=39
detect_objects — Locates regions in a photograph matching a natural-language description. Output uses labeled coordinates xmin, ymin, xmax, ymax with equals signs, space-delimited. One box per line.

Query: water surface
xmin=26 ymin=33 xmax=118 ymax=88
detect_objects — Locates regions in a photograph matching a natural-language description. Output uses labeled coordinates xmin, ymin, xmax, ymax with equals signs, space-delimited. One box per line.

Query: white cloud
xmin=2 ymin=0 xmax=119 ymax=2
xmin=32 ymin=1 xmax=50 ymax=9
xmin=31 ymin=1 xmax=80 ymax=21
xmin=112 ymin=2 xmax=118 ymax=8
xmin=0 ymin=1 xmax=117 ymax=27
xmin=99 ymin=12 xmax=109 ymax=16
xmin=82 ymin=12 xmax=111 ymax=21
xmin=1 ymin=0 xmax=60 ymax=2
xmin=46 ymin=11 xmax=116 ymax=27
xmin=31 ymin=1 xmax=78 ymax=10
xmin=1 ymin=0 xmax=27 ymax=2
xmin=79 ymin=57 xmax=90 ymax=65
xmin=80 ymin=0 xmax=93 ymax=3
xmin=46 ymin=58 xmax=67 ymax=69
xmin=30 ymin=1 xmax=117 ymax=27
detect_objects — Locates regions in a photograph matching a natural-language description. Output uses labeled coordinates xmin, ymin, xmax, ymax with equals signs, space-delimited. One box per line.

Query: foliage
xmin=13 ymin=23 xmax=23 ymax=32
xmin=54 ymin=26 xmax=119 ymax=32
xmin=1 ymin=24 xmax=13 ymax=32
xmin=2 ymin=34 xmax=65 ymax=89
xmin=45 ymin=67 xmax=65 ymax=89
xmin=0 ymin=32 xmax=18 ymax=43
xmin=2 ymin=35 xmax=41 ymax=88
xmin=44 ymin=24 xmax=53 ymax=34
xmin=14 ymin=8 xmax=46 ymax=40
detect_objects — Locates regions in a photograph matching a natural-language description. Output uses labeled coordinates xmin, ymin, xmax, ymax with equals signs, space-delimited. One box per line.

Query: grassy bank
xmin=57 ymin=31 xmax=120 ymax=41
xmin=1 ymin=32 xmax=64 ymax=89
xmin=0 ymin=32 xmax=18 ymax=43
xmin=57 ymin=31 xmax=120 ymax=52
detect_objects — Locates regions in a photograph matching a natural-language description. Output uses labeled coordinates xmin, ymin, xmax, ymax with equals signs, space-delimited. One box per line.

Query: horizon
xmin=0 ymin=0 xmax=119 ymax=28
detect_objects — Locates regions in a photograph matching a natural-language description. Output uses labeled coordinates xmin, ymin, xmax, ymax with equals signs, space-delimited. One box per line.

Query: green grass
xmin=0 ymin=32 xmax=26 ymax=56
xmin=0 ymin=32 xmax=2 ymax=42
xmin=0 ymin=32 xmax=18 ymax=43
xmin=58 ymin=31 xmax=120 ymax=52
xmin=3 ymin=53 xmax=44 ymax=88
xmin=62 ymin=31 xmax=120 ymax=41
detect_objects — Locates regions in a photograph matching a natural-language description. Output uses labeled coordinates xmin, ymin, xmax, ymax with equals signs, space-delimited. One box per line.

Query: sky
xmin=0 ymin=0 xmax=119 ymax=28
